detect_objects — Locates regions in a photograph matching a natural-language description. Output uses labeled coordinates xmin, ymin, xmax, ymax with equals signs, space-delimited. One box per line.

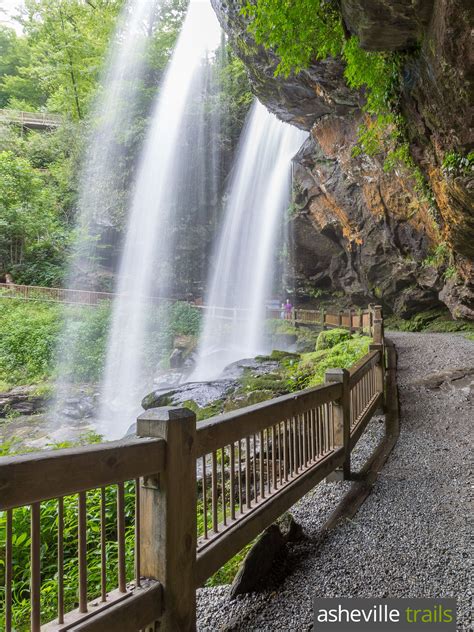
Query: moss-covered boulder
xmin=316 ymin=328 xmax=351 ymax=351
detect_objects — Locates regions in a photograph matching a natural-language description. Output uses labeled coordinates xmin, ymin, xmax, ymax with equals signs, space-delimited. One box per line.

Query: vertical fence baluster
xmin=78 ymin=491 xmax=88 ymax=613
xmin=252 ymin=436 xmax=258 ymax=502
xmin=117 ymin=482 xmax=126 ymax=594
xmin=230 ymin=444 xmax=236 ymax=519
xmin=357 ymin=379 xmax=361 ymax=415
xmin=266 ymin=429 xmax=271 ymax=495
xmin=298 ymin=414 xmax=303 ymax=470
xmin=202 ymin=456 xmax=208 ymax=538
xmin=329 ymin=402 xmax=335 ymax=450
xmin=135 ymin=479 xmax=141 ymax=588
xmin=221 ymin=447 xmax=227 ymax=526
xmin=316 ymin=406 xmax=323 ymax=458
xmin=58 ymin=497 xmax=65 ymax=621
xmin=259 ymin=431 xmax=265 ymax=499
xmin=100 ymin=488 xmax=107 ymax=601
xmin=330 ymin=402 xmax=335 ymax=450
xmin=276 ymin=422 xmax=281 ymax=485
xmin=245 ymin=437 xmax=251 ymax=509
xmin=283 ymin=420 xmax=289 ymax=482
xmin=305 ymin=413 xmax=309 ymax=466
xmin=31 ymin=503 xmax=41 ymax=632
xmin=320 ymin=404 xmax=326 ymax=454
xmin=326 ymin=403 xmax=330 ymax=452
xmin=212 ymin=451 xmax=218 ymax=532
xmin=238 ymin=441 xmax=243 ymax=514
xmin=287 ymin=419 xmax=292 ymax=475
xmin=271 ymin=426 xmax=276 ymax=491
xmin=5 ymin=509 xmax=12 ymax=632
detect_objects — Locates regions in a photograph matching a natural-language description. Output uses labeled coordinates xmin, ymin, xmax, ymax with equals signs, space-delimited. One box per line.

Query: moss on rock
xmin=316 ymin=328 xmax=352 ymax=350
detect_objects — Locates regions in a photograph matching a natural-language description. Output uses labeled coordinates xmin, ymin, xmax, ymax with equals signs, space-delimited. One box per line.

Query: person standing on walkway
xmin=284 ymin=298 xmax=293 ymax=320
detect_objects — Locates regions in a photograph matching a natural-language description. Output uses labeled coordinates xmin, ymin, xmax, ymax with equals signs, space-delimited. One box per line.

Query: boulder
xmin=0 ymin=386 xmax=48 ymax=418
xmin=230 ymin=513 xmax=305 ymax=597
xmin=230 ymin=524 xmax=285 ymax=598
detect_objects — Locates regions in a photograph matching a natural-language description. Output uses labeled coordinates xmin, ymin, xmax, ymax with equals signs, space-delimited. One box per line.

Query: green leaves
xmin=0 ymin=148 xmax=70 ymax=285
xmin=242 ymin=0 xmax=344 ymax=77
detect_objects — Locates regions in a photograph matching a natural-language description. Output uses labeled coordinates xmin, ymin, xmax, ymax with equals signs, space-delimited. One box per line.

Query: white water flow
xmin=51 ymin=0 xmax=160 ymax=419
xmin=99 ymin=0 xmax=221 ymax=437
xmin=193 ymin=101 xmax=307 ymax=380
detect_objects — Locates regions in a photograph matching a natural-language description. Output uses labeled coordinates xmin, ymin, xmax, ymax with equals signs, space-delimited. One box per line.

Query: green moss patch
xmin=181 ymin=398 xmax=225 ymax=422
xmin=316 ymin=328 xmax=352 ymax=350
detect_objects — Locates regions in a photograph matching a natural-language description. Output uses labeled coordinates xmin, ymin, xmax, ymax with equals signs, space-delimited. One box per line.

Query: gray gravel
xmin=197 ymin=333 xmax=473 ymax=631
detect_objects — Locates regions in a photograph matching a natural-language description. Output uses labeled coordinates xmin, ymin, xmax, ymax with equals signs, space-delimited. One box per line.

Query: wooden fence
xmin=0 ymin=109 xmax=62 ymax=130
xmin=0 ymin=283 xmax=117 ymax=307
xmin=0 ymin=307 xmax=395 ymax=631
xmin=0 ymin=283 xmax=376 ymax=332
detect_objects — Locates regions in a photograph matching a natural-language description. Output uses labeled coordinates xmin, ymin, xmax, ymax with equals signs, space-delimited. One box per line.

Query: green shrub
xmin=0 ymin=300 xmax=62 ymax=386
xmin=316 ymin=328 xmax=351 ymax=350
xmin=287 ymin=335 xmax=372 ymax=390
xmin=0 ymin=483 xmax=136 ymax=629
xmin=0 ymin=299 xmax=202 ymax=389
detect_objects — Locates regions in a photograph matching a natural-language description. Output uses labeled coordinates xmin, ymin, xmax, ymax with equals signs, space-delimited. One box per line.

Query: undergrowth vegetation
xmin=385 ymin=309 xmax=474 ymax=334
xmin=0 ymin=322 xmax=374 ymax=626
xmin=0 ymin=299 xmax=201 ymax=389
xmin=0 ymin=484 xmax=136 ymax=630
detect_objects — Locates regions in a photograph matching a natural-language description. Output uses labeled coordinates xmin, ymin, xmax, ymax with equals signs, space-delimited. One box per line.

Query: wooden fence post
xmin=372 ymin=318 xmax=383 ymax=346
xmin=349 ymin=309 xmax=354 ymax=334
xmin=321 ymin=308 xmax=326 ymax=330
xmin=137 ymin=407 xmax=197 ymax=632
xmin=384 ymin=340 xmax=400 ymax=439
xmin=370 ymin=308 xmax=385 ymax=407
xmin=324 ymin=368 xmax=350 ymax=481
xmin=372 ymin=305 xmax=384 ymax=343
xmin=338 ymin=310 xmax=343 ymax=327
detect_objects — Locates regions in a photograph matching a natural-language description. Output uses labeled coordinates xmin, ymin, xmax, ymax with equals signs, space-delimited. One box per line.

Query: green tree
xmin=0 ymin=25 xmax=47 ymax=109
xmin=19 ymin=0 xmax=124 ymax=118
xmin=0 ymin=149 xmax=69 ymax=284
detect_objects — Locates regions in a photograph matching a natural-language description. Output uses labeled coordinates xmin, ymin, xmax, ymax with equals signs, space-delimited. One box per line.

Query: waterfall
xmin=98 ymin=0 xmax=222 ymax=437
xmin=192 ymin=100 xmax=307 ymax=381
xmin=51 ymin=0 xmax=162 ymax=422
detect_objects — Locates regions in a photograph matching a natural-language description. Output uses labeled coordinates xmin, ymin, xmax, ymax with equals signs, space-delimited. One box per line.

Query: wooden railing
xmin=0 ymin=109 xmax=62 ymax=129
xmin=0 ymin=307 xmax=393 ymax=631
xmin=0 ymin=283 xmax=117 ymax=306
xmin=0 ymin=283 xmax=376 ymax=332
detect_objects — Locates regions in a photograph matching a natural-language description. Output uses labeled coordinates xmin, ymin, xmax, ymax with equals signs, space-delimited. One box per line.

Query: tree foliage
xmin=242 ymin=0 xmax=401 ymax=117
xmin=0 ymin=1 xmax=252 ymax=291
xmin=242 ymin=0 xmax=344 ymax=76
xmin=0 ymin=149 xmax=70 ymax=285
xmin=19 ymin=0 xmax=124 ymax=119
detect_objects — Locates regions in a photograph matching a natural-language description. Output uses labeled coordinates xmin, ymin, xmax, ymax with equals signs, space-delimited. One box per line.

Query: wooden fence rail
xmin=0 ymin=109 xmax=62 ymax=129
xmin=0 ymin=283 xmax=376 ymax=332
xmin=0 ymin=307 xmax=392 ymax=631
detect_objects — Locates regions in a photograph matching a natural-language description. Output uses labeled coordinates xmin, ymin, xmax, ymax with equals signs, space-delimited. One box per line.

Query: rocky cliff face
xmin=211 ymin=0 xmax=473 ymax=318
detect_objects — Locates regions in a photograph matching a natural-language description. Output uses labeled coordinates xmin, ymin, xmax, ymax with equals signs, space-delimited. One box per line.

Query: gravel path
xmin=197 ymin=333 xmax=473 ymax=631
